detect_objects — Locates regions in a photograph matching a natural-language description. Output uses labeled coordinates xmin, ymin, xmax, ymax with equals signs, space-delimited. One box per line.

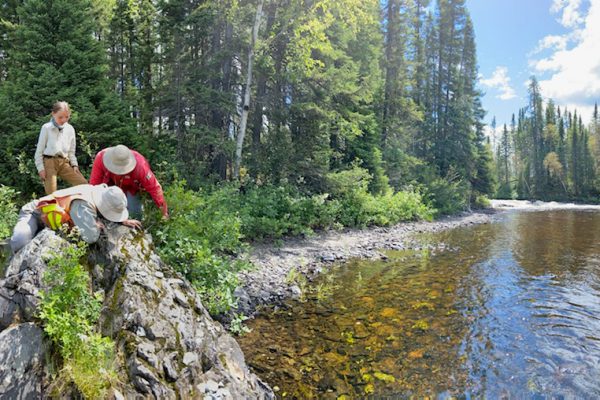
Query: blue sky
xmin=466 ymin=0 xmax=600 ymax=134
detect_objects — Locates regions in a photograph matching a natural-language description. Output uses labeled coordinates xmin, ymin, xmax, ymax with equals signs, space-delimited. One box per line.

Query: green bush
xmin=0 ymin=185 xmax=19 ymax=240
xmin=326 ymin=166 xmax=433 ymax=227
xmin=149 ymin=178 xmax=432 ymax=314
xmin=147 ymin=182 xmax=248 ymax=315
xmin=149 ymin=182 xmax=243 ymax=253
xmin=422 ymin=176 xmax=470 ymax=216
xmin=366 ymin=190 xmax=433 ymax=226
xmin=39 ymin=240 xmax=117 ymax=399
xmin=238 ymin=185 xmax=337 ymax=240
xmin=473 ymin=194 xmax=491 ymax=209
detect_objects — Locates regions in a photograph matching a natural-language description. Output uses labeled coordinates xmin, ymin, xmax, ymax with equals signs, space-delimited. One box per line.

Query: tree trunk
xmin=234 ymin=0 xmax=264 ymax=180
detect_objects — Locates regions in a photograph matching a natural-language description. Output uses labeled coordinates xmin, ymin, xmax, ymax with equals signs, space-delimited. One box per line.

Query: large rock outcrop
xmin=0 ymin=323 xmax=47 ymax=398
xmin=0 ymin=227 xmax=273 ymax=399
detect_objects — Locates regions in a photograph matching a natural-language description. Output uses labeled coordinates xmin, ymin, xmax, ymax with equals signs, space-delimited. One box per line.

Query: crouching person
xmin=10 ymin=184 xmax=142 ymax=253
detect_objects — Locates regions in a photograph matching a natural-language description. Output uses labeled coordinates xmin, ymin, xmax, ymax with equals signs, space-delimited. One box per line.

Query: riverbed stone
xmin=236 ymin=212 xmax=495 ymax=319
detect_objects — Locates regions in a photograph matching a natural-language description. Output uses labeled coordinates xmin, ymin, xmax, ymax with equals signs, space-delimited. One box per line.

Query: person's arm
xmin=138 ymin=160 xmax=168 ymax=218
xmin=67 ymin=127 xmax=79 ymax=170
xmin=89 ymin=151 xmax=107 ymax=185
xmin=70 ymin=200 xmax=100 ymax=244
xmin=34 ymin=126 xmax=48 ymax=177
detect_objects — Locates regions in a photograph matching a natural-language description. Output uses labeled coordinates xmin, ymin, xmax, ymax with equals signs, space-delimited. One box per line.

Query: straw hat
xmin=103 ymin=145 xmax=136 ymax=175
xmin=91 ymin=184 xmax=129 ymax=222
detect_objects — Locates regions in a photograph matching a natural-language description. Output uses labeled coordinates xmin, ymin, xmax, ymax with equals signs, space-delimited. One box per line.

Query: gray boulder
xmin=0 ymin=323 xmax=47 ymax=399
xmin=0 ymin=226 xmax=273 ymax=399
xmin=0 ymin=230 xmax=63 ymax=331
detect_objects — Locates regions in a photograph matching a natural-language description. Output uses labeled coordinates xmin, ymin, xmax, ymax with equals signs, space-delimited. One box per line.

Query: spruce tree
xmin=0 ymin=0 xmax=20 ymax=81
xmin=107 ymin=0 xmax=157 ymax=146
xmin=0 ymin=0 xmax=135 ymax=194
xmin=496 ymin=123 xmax=512 ymax=198
xmin=527 ymin=77 xmax=544 ymax=196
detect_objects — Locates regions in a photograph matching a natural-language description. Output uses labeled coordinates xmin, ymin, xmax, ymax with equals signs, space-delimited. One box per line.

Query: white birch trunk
xmin=234 ymin=0 xmax=264 ymax=180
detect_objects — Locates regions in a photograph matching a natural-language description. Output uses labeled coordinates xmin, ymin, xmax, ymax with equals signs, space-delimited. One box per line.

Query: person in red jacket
xmin=89 ymin=145 xmax=169 ymax=219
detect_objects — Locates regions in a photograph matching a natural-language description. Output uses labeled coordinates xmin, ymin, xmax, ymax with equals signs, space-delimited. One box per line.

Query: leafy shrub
xmin=39 ymin=240 xmax=117 ymax=399
xmin=0 ymin=185 xmax=19 ymax=240
xmin=326 ymin=166 xmax=433 ymax=226
xmin=473 ymin=194 xmax=491 ymax=209
xmin=238 ymin=185 xmax=337 ymax=240
xmin=149 ymin=177 xmax=432 ymax=314
xmin=146 ymin=182 xmax=242 ymax=252
xmin=147 ymin=181 xmax=248 ymax=315
xmin=365 ymin=190 xmax=433 ymax=226
xmin=421 ymin=175 xmax=470 ymax=216
xmin=326 ymin=166 xmax=372 ymax=197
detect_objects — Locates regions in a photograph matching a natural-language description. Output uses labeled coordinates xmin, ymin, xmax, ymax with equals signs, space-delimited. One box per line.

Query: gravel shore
xmin=234 ymin=210 xmax=498 ymax=316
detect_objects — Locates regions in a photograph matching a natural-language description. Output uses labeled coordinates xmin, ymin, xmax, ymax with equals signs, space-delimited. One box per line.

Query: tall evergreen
xmin=107 ymin=0 xmax=157 ymax=143
xmin=0 ymin=0 xmax=20 ymax=81
xmin=411 ymin=0 xmax=431 ymax=109
xmin=527 ymin=77 xmax=545 ymax=196
xmin=496 ymin=123 xmax=511 ymax=197
xmin=426 ymin=0 xmax=480 ymax=181
xmin=0 ymin=0 xmax=135 ymax=193
xmin=0 ymin=0 xmax=499 ymax=206
xmin=280 ymin=0 xmax=385 ymax=192
xmin=380 ymin=0 xmax=424 ymax=189
xmin=503 ymin=83 xmax=598 ymax=200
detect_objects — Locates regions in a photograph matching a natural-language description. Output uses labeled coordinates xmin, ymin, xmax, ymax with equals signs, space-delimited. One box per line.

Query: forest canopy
xmin=0 ymin=0 xmax=495 ymax=214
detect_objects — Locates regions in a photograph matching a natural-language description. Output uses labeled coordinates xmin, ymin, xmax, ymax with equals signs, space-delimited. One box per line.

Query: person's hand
xmin=161 ymin=204 xmax=170 ymax=220
xmin=38 ymin=170 xmax=46 ymax=181
xmin=122 ymin=219 xmax=142 ymax=230
xmin=73 ymin=166 xmax=80 ymax=173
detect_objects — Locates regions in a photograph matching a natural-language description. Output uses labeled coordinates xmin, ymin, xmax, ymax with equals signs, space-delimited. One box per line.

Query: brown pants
xmin=42 ymin=156 xmax=87 ymax=194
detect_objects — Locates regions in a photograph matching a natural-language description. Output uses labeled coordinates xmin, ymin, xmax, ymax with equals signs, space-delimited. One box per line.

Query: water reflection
xmin=238 ymin=211 xmax=600 ymax=398
xmin=464 ymin=211 xmax=600 ymax=398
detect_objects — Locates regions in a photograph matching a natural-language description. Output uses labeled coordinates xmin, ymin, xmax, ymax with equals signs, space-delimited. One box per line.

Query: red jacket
xmin=89 ymin=149 xmax=166 ymax=210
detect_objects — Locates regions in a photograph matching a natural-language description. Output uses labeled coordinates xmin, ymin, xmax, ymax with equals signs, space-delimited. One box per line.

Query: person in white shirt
xmin=34 ymin=101 xmax=87 ymax=194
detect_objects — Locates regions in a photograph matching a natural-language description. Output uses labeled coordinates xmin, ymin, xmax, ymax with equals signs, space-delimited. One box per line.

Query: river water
xmin=237 ymin=210 xmax=600 ymax=399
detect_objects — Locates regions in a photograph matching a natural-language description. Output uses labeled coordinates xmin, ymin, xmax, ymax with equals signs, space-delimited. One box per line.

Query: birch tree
xmin=234 ymin=0 xmax=264 ymax=180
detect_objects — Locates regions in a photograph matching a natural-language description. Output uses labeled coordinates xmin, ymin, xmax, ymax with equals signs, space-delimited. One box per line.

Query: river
xmin=237 ymin=210 xmax=600 ymax=398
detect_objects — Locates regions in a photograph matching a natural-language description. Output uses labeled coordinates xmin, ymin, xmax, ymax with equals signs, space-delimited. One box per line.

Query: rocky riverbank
xmin=234 ymin=210 xmax=498 ymax=316
xmin=0 ymin=228 xmax=274 ymax=399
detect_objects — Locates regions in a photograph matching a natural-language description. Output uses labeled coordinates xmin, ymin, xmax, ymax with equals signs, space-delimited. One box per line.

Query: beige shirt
xmin=34 ymin=121 xmax=79 ymax=172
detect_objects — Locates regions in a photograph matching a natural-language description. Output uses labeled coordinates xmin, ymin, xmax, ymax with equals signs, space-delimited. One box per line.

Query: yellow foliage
xmin=543 ymin=152 xmax=563 ymax=177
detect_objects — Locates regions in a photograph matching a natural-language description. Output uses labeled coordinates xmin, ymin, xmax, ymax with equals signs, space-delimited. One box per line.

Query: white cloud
xmin=530 ymin=0 xmax=600 ymax=123
xmin=480 ymin=66 xmax=517 ymax=100
xmin=533 ymin=34 xmax=569 ymax=54
xmin=551 ymin=0 xmax=585 ymax=27
xmin=483 ymin=124 xmax=497 ymax=142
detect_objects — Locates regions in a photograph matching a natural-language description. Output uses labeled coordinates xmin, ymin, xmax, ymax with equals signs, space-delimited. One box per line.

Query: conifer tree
xmin=527 ymin=77 xmax=544 ymax=196
xmin=0 ymin=0 xmax=135 ymax=193
xmin=0 ymin=0 xmax=20 ymax=81
xmin=496 ymin=123 xmax=511 ymax=197
xmin=107 ymin=0 xmax=157 ymax=144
